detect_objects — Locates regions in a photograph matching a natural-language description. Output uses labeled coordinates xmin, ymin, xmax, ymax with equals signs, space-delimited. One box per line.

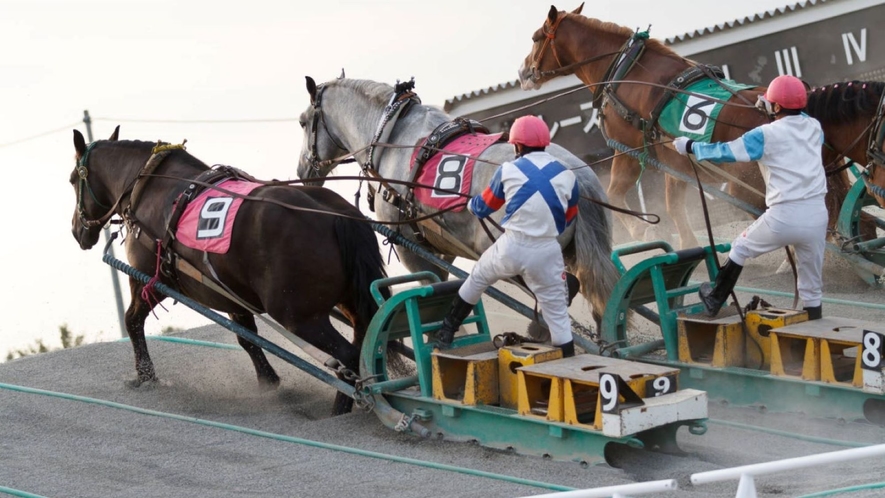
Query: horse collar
xmin=365 ymin=82 xmax=421 ymax=173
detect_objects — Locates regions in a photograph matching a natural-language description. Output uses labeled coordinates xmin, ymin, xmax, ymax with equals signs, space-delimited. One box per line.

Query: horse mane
xmin=100 ymin=139 xmax=208 ymax=169
xmin=806 ymin=81 xmax=885 ymax=124
xmin=325 ymin=78 xmax=395 ymax=107
xmin=569 ymin=14 xmax=676 ymax=57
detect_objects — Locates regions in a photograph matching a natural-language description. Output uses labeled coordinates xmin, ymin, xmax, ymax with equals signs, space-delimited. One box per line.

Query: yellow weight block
xmin=677 ymin=313 xmax=744 ymax=367
xmin=517 ymin=370 xmax=564 ymax=421
xmin=745 ymin=308 xmax=808 ymax=369
xmin=432 ymin=342 xmax=499 ymax=405
xmin=498 ymin=344 xmax=562 ymax=409
xmin=820 ymin=339 xmax=863 ymax=387
xmin=769 ymin=332 xmax=820 ymax=381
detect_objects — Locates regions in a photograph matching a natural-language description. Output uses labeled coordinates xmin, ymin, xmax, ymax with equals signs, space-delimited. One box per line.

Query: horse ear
xmin=73 ymin=129 xmax=87 ymax=158
xmin=548 ymin=5 xmax=558 ymax=24
xmin=108 ymin=125 xmax=120 ymax=141
xmin=572 ymin=3 xmax=583 ymax=14
xmin=306 ymin=76 xmax=318 ymax=104
xmin=338 ymin=68 xmax=345 ymax=80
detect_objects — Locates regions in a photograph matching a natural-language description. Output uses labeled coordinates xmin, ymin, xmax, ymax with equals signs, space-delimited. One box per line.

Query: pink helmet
xmin=508 ymin=115 xmax=551 ymax=147
xmin=764 ymin=75 xmax=808 ymax=109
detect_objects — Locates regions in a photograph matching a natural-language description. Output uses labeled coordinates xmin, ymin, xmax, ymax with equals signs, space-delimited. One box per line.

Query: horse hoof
xmin=331 ymin=393 xmax=354 ymax=415
xmin=126 ymin=377 xmax=159 ymax=389
xmin=257 ymin=374 xmax=281 ymax=392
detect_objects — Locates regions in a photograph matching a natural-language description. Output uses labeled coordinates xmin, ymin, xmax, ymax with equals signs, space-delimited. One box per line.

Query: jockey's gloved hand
xmin=673 ymin=137 xmax=693 ymax=156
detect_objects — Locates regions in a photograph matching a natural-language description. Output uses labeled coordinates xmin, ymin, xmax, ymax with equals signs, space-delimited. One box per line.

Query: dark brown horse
xmin=807 ymin=80 xmax=885 ymax=209
xmin=69 ymin=127 xmax=386 ymax=415
xmin=517 ymin=5 xmax=854 ymax=250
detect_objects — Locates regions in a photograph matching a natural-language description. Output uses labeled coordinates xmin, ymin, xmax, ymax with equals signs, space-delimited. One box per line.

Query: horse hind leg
xmin=287 ymin=315 xmax=361 ymax=416
xmin=229 ymin=312 xmax=281 ymax=390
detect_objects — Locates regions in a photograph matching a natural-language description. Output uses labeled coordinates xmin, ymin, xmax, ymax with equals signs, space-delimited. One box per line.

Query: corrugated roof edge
xmin=445 ymin=80 xmax=522 ymax=105
xmin=664 ymin=0 xmax=824 ymax=44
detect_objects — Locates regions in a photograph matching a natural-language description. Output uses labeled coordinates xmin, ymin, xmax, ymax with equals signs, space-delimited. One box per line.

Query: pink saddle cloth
xmin=175 ymin=179 xmax=262 ymax=254
xmin=410 ymin=132 xmax=503 ymax=212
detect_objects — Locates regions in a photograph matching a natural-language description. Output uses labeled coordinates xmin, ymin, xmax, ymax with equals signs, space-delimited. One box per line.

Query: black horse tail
xmin=334 ymin=217 xmax=388 ymax=335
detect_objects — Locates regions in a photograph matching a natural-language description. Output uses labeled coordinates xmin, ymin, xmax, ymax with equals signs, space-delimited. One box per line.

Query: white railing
xmin=691 ymin=444 xmax=885 ymax=498
xmin=518 ymin=479 xmax=677 ymax=498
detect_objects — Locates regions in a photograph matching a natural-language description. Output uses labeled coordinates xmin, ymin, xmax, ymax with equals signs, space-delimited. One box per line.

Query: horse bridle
xmin=75 ymin=140 xmax=184 ymax=231
xmin=75 ymin=142 xmax=120 ymax=229
xmin=529 ymin=14 xmax=621 ymax=82
xmin=305 ymin=84 xmax=353 ymax=179
xmin=530 ymin=14 xmax=567 ymax=81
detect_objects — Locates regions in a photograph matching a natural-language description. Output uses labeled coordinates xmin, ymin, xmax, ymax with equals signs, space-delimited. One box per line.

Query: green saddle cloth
xmin=659 ymin=78 xmax=756 ymax=142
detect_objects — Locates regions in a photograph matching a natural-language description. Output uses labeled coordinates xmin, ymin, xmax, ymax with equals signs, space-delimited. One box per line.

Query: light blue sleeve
xmin=692 ymin=128 xmax=765 ymax=164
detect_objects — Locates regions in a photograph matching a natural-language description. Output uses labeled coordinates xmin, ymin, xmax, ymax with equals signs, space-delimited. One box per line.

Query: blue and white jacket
xmin=469 ymin=151 xmax=579 ymax=238
xmin=691 ymin=114 xmax=827 ymax=207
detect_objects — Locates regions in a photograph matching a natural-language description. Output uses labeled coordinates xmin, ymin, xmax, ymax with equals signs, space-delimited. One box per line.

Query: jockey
xmin=674 ymin=74 xmax=827 ymax=320
xmin=436 ymin=115 xmax=580 ymax=357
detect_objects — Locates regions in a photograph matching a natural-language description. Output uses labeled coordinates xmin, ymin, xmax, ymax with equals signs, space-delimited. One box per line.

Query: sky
xmin=0 ymin=0 xmax=805 ymax=359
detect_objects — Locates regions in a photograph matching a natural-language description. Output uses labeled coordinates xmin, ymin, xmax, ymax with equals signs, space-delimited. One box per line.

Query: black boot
xmin=699 ymin=258 xmax=743 ymax=317
xmin=803 ymin=305 xmax=822 ymax=320
xmin=557 ymin=340 xmax=575 ymax=358
xmin=436 ymin=296 xmax=474 ymax=349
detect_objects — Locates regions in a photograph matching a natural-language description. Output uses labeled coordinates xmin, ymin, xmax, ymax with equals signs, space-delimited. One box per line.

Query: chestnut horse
xmin=517 ymin=5 xmax=854 ymax=250
xmin=69 ymin=127 xmax=387 ymax=415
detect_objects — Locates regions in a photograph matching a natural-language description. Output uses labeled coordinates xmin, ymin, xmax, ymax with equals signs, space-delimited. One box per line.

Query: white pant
xmin=729 ymin=200 xmax=827 ymax=307
xmin=458 ymin=231 xmax=571 ymax=346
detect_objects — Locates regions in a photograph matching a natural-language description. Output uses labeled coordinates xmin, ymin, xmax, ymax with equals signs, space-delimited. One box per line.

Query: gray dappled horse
xmin=296 ymin=77 xmax=619 ymax=330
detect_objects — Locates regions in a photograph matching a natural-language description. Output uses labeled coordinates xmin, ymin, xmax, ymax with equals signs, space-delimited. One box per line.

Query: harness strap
xmin=365 ymin=79 xmax=421 ymax=172
xmin=184 ymin=251 xmax=333 ymax=365
xmin=413 ymin=118 xmax=491 ymax=171
xmin=867 ymin=89 xmax=885 ymax=166
xmin=416 ymin=217 xmax=482 ymax=260
xmin=128 ymin=143 xmax=186 ymax=215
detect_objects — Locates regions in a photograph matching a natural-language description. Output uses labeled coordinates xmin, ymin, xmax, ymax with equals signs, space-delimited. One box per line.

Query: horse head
xmin=69 ymin=126 xmax=120 ymax=250
xmin=518 ymin=4 xmax=584 ymax=90
xmin=297 ymin=76 xmax=351 ymax=185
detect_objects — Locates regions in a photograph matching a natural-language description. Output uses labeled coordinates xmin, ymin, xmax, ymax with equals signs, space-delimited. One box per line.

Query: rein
xmin=480 ymin=79 xmax=759 ymax=127
xmin=143 ymin=172 xmax=470 ymax=226
xmin=306 ymin=80 xmax=661 ymax=231
xmin=311 ymin=149 xmax=658 ymax=225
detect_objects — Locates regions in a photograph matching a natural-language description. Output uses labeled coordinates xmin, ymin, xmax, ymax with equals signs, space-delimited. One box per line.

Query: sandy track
xmin=2 ymin=317 xmax=885 ymax=498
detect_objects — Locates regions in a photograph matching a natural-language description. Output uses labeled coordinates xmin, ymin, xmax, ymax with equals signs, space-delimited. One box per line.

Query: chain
xmin=492 ymin=331 xmax=544 ymax=349
xmin=394 ymin=412 xmax=415 ymax=432
xmin=329 ymin=364 xmax=380 ymax=412
xmin=744 ymin=295 xmax=772 ymax=312
xmin=352 ymin=376 xmax=377 ymax=412
xmin=570 ymin=317 xmax=601 ymax=344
